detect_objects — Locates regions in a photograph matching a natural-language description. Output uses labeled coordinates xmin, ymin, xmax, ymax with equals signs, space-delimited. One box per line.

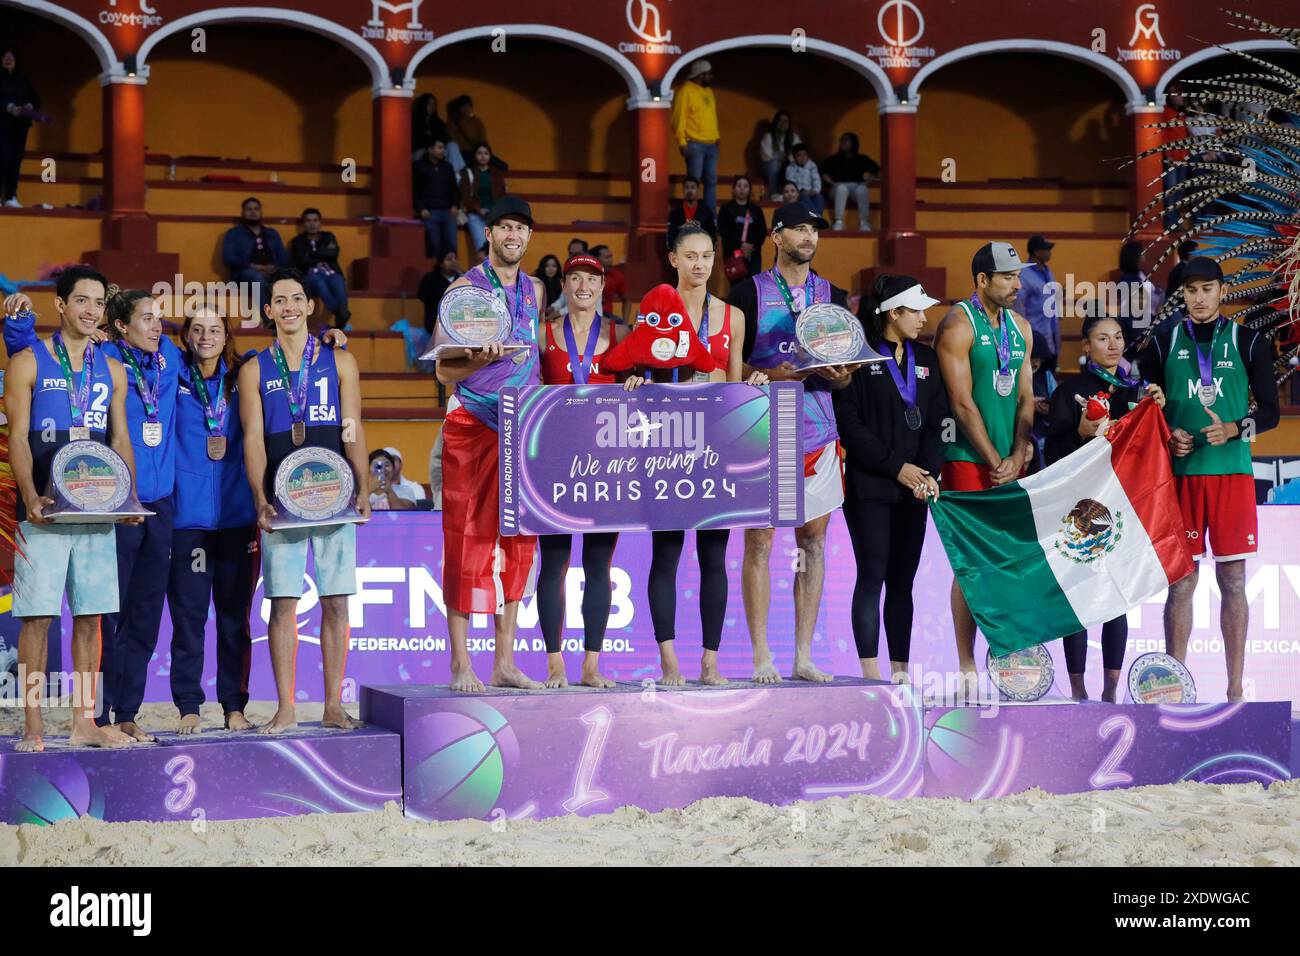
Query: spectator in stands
xmin=411 ymin=93 xmax=463 ymax=172
xmin=1018 ymin=234 xmax=1059 ymax=368
xmin=718 ymin=174 xmax=766 ymax=281
xmin=459 ymin=142 xmax=506 ymax=255
xmin=534 ymin=255 xmax=563 ymax=307
xmin=568 ymin=238 xmax=589 ymax=257
xmin=1165 ymin=238 xmax=1198 ymax=299
xmin=759 ymin=110 xmax=801 ymax=197
xmin=413 ymin=141 xmax=459 ymax=260
xmin=384 ymin=446 xmax=427 ymax=503
xmin=222 ymin=197 xmax=287 ymax=322
xmin=784 ymin=145 xmax=824 ymax=214
xmin=671 ymin=60 xmax=720 ymax=212
xmin=447 ymin=95 xmax=506 ymax=170
xmin=368 ymin=449 xmax=415 ymax=511
xmin=1115 ymin=240 xmax=1163 ymax=341
xmin=1 ymin=49 xmax=40 ymax=208
xmin=820 ymin=132 xmax=880 ymax=232
xmin=1028 ymin=330 xmax=1056 ymax=473
xmin=591 ymin=244 xmax=629 ymax=323
xmin=418 ymin=248 xmax=462 ymax=335
xmin=780 ymin=180 xmax=800 ymax=204
xmin=290 ymin=207 xmax=350 ymax=330
xmin=666 ymin=176 xmax=717 ymax=250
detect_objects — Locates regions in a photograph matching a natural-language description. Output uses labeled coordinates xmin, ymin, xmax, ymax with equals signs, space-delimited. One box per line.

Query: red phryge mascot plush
xmin=1084 ymin=391 xmax=1111 ymax=421
xmin=601 ymin=284 xmax=716 ymax=375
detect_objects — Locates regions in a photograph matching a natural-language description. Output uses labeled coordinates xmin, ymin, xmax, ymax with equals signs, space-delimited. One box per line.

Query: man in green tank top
xmin=936 ymin=242 xmax=1037 ymax=690
xmin=1140 ymin=257 xmax=1280 ymax=700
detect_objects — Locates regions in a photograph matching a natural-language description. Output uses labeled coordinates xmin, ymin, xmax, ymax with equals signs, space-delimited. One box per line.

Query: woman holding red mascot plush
xmin=605 ymin=222 xmax=767 ymax=686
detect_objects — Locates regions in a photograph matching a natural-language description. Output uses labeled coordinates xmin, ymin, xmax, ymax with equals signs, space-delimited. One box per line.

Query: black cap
xmin=1179 ymin=256 xmax=1223 ymax=285
xmin=772 ymin=202 xmax=830 ymax=232
xmin=1027 ymin=234 xmax=1055 ymax=253
xmin=484 ymin=196 xmax=534 ymax=228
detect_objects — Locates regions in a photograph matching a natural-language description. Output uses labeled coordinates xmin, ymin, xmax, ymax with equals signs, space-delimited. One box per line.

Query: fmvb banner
xmin=498 ymin=382 xmax=804 ymax=534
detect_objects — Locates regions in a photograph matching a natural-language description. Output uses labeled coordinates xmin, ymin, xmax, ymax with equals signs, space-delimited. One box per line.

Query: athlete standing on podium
xmin=435 ymin=196 xmax=545 ymax=693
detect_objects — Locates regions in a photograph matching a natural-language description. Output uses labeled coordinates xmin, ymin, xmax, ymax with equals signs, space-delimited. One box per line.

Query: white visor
xmin=877 ymin=284 xmax=941 ymax=314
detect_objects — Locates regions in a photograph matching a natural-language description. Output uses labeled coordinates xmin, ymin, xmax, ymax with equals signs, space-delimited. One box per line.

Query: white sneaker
xmin=832 ymin=219 xmax=844 ymax=230
xmin=3 ymin=198 xmax=20 ymax=208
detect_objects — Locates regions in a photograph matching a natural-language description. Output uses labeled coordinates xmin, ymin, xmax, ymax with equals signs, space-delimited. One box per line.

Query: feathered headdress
xmin=1127 ymin=9 xmax=1300 ymax=395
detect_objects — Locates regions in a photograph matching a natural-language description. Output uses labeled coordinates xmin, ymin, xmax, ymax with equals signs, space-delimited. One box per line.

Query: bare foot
xmin=450 ymin=665 xmax=485 ymax=693
xmin=658 ymin=642 xmax=685 ymax=687
xmin=177 ymin=714 xmax=201 ymax=735
xmin=491 ymin=664 xmax=543 ymax=690
xmin=700 ymin=654 xmax=729 ymax=686
xmin=15 ymin=734 xmax=44 ymax=753
xmin=115 ymin=721 xmax=157 ymax=743
xmin=752 ymin=658 xmax=782 ymax=684
xmin=544 ymin=654 xmax=569 ymax=689
xmin=1068 ymin=675 xmax=1089 ymax=701
xmin=69 ymin=724 xmax=132 ymax=748
xmin=225 ymin=711 xmax=253 ymax=731
xmin=256 ymin=708 xmax=298 ymax=735
xmin=956 ymin=668 xmax=980 ymax=704
xmin=580 ymin=669 xmax=616 ymax=689
xmin=860 ymin=658 xmax=882 ymax=681
xmin=791 ymin=659 xmax=834 ymax=683
xmin=321 ymin=706 xmax=364 ymax=730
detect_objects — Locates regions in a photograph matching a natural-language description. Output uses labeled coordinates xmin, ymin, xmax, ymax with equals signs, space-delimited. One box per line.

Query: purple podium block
xmin=361 ymin=680 xmax=925 ymax=821
xmin=0 ymin=724 xmax=402 ymax=825
xmin=922 ymin=701 xmax=1293 ymax=799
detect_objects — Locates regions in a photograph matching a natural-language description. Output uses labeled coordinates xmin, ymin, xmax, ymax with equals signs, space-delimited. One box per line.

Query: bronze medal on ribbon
xmin=207 ymin=435 xmax=227 ymax=460
xmin=292 ymin=421 xmax=307 ymax=446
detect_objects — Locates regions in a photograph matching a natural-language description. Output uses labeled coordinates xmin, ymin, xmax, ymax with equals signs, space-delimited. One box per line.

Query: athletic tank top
xmin=749 ymin=269 xmax=837 ymax=451
xmin=456 ymin=264 xmax=542 ymax=430
xmin=541 ymin=316 xmax=616 ymax=384
xmin=702 ymin=300 xmax=733 ymax=370
xmin=1164 ymin=319 xmax=1251 ymax=476
xmin=945 ymin=298 xmax=1027 ymax=464
xmin=256 ymin=339 xmax=343 ymax=500
xmin=20 ymin=337 xmax=115 ymax=522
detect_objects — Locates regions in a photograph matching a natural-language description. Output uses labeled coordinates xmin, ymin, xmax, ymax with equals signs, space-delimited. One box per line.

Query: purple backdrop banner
xmin=498 ymin=382 xmax=804 ymax=534
xmin=24 ymin=507 xmax=1299 ymax=707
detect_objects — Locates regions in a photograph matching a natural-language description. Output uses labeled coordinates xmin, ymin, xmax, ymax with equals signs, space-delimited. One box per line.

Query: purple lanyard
xmin=52 ymin=331 xmax=94 ymax=425
xmin=1184 ymin=316 xmax=1223 ymax=390
xmin=271 ymin=335 xmax=317 ymax=424
xmin=970 ymin=294 xmax=1011 ymax=376
xmin=878 ymin=339 xmax=918 ymax=408
xmin=563 ymin=314 xmax=602 ymax=385
xmin=672 ymin=293 xmax=711 ymax=384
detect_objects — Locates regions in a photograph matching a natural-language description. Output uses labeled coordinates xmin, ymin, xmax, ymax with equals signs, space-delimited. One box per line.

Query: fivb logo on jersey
xmin=361 ymin=0 xmax=433 ymax=43
xmin=620 ymin=0 xmax=682 ymax=54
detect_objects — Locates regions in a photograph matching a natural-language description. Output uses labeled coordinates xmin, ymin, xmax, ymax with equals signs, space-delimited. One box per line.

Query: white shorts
xmin=804 ymin=443 xmax=844 ymax=522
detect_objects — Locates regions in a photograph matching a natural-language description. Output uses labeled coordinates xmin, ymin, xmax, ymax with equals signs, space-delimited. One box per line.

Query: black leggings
xmin=536 ymin=532 xmax=619 ymax=653
xmin=1063 ymin=617 xmax=1128 ymax=674
xmin=842 ymin=497 xmax=928 ymax=662
xmin=648 ymin=529 xmax=730 ymax=651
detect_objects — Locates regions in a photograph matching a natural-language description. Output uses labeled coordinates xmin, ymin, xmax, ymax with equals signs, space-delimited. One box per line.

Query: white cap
xmin=383 ymin=446 xmax=403 ymax=463
xmin=877 ymin=283 xmax=941 ymax=314
xmin=688 ymin=60 xmax=712 ymax=79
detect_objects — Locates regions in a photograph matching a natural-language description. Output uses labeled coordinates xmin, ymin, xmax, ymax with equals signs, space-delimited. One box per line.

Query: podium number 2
xmin=1089 ymin=714 xmax=1135 ymax=789
xmin=562 ymin=705 xmax=612 ymax=813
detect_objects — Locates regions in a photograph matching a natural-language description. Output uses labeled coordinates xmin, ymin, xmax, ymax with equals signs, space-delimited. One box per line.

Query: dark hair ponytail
xmin=106 ymin=286 xmax=154 ymax=340
xmin=856 ymin=273 xmax=920 ymax=342
xmin=671 ymin=221 xmax=712 ymax=250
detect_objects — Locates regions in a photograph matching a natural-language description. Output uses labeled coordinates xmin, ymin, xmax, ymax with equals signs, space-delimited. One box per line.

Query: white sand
xmin=3 ymin=702 xmax=1297 ymax=866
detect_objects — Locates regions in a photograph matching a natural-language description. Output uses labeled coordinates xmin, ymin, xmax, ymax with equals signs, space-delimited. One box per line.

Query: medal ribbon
xmin=271 ymin=335 xmax=317 ymax=426
xmin=120 ymin=345 xmax=161 ymax=422
xmin=877 ymin=339 xmax=918 ymax=409
xmin=773 ymin=268 xmax=815 ymax=318
xmin=672 ymin=292 xmax=711 ymax=385
xmin=52 ymin=331 xmax=94 ymax=427
xmin=482 ymin=261 xmax=527 ymax=337
xmin=1184 ymin=316 xmax=1224 ymax=395
xmin=970 ymin=294 xmax=1013 ymax=378
xmin=562 ymin=314 xmax=602 ymax=385
xmin=1086 ymin=361 xmax=1146 ymax=392
xmin=188 ymin=360 xmax=228 ymax=436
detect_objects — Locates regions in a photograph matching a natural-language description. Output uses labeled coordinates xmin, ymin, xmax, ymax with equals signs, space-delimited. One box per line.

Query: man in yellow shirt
xmin=671 ymin=60 xmax=720 ymax=212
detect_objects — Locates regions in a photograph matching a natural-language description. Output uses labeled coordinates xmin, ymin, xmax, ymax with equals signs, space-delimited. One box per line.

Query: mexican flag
xmin=930 ymin=398 xmax=1194 ymax=656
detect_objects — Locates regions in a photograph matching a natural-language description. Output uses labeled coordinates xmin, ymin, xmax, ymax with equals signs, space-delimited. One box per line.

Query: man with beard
xmin=222 ymin=197 xmax=288 ymax=319
xmin=728 ymin=202 xmax=854 ymax=683
xmin=935 ymin=242 xmax=1036 ymax=690
xmin=434 ymin=197 xmax=545 ymax=692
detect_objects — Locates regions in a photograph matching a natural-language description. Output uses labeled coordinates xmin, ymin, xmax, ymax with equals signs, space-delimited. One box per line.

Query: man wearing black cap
xmin=434 ymin=195 xmax=545 ymax=693
xmin=936 ymin=241 xmax=1036 ymax=685
xmin=728 ymin=202 xmax=854 ymax=684
xmin=1137 ymin=256 xmax=1279 ymax=700
xmin=1018 ymin=235 xmax=1058 ymax=368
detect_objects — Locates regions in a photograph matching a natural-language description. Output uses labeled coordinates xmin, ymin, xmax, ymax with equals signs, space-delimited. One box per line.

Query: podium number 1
xmin=563 ymin=705 xmax=612 ymax=813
